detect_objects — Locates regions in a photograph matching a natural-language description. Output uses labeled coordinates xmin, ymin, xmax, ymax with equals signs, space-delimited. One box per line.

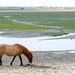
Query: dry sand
xmin=0 ymin=51 xmax=75 ymax=75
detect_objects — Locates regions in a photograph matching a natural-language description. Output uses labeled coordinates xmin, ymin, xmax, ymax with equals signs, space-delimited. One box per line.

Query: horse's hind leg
xmin=10 ymin=56 xmax=16 ymax=66
xmin=0 ymin=59 xmax=2 ymax=66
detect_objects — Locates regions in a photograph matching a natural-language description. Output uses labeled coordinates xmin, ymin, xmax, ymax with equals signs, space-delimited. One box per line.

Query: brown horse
xmin=0 ymin=43 xmax=33 ymax=66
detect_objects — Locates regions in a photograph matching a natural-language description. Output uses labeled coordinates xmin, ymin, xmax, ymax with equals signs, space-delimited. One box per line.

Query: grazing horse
xmin=0 ymin=43 xmax=33 ymax=66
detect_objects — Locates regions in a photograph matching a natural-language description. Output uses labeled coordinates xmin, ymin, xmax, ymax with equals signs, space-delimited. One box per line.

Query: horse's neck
xmin=23 ymin=47 xmax=29 ymax=53
xmin=15 ymin=44 xmax=30 ymax=57
xmin=22 ymin=47 xmax=30 ymax=57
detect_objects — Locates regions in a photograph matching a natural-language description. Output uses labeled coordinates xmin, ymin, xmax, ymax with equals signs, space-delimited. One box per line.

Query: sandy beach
xmin=0 ymin=51 xmax=75 ymax=75
xmin=0 ymin=29 xmax=75 ymax=75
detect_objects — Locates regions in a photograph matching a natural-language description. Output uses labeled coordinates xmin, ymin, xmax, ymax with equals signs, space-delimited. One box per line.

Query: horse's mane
xmin=15 ymin=43 xmax=30 ymax=52
xmin=15 ymin=43 xmax=33 ymax=58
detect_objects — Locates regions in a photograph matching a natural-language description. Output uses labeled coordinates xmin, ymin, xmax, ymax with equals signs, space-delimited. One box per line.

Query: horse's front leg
xmin=0 ymin=59 xmax=2 ymax=66
xmin=10 ymin=55 xmax=16 ymax=66
xmin=19 ymin=56 xmax=23 ymax=66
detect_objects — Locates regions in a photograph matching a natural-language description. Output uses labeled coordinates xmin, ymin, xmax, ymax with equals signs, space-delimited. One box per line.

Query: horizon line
xmin=0 ymin=6 xmax=75 ymax=8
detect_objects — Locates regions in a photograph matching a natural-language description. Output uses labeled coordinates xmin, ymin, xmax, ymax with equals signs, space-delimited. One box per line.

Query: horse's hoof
xmin=27 ymin=64 xmax=30 ymax=66
xmin=10 ymin=63 xmax=12 ymax=66
xmin=20 ymin=64 xmax=23 ymax=66
xmin=0 ymin=63 xmax=2 ymax=66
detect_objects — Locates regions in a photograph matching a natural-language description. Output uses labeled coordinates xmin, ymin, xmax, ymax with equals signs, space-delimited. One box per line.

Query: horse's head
xmin=28 ymin=52 xmax=33 ymax=63
xmin=23 ymin=51 xmax=33 ymax=63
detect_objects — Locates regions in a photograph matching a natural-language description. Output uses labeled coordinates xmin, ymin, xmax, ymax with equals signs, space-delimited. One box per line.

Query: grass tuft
xmin=41 ymin=32 xmax=68 ymax=36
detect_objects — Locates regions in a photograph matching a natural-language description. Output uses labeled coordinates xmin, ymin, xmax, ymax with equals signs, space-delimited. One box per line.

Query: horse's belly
xmin=5 ymin=45 xmax=19 ymax=56
xmin=5 ymin=49 xmax=16 ymax=56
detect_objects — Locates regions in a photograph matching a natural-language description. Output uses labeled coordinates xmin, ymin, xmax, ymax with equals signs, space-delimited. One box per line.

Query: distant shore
xmin=0 ymin=7 xmax=75 ymax=12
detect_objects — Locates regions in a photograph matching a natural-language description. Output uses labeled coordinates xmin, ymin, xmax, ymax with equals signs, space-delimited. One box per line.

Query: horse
xmin=0 ymin=43 xmax=33 ymax=66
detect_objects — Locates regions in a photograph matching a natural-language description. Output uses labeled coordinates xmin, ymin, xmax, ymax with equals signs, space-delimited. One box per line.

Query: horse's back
xmin=5 ymin=44 xmax=20 ymax=56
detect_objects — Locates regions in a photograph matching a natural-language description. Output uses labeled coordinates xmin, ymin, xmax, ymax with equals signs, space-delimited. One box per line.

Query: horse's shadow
xmin=24 ymin=64 xmax=52 ymax=68
xmin=2 ymin=64 xmax=52 ymax=69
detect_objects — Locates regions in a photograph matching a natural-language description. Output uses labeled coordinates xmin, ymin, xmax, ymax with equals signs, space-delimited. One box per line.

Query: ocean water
xmin=0 ymin=36 xmax=75 ymax=51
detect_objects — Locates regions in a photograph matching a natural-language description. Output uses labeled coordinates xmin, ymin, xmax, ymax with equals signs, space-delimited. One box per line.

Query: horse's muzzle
xmin=29 ymin=60 xmax=32 ymax=63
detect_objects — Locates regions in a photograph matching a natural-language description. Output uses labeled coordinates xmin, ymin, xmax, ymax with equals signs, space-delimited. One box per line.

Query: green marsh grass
xmin=0 ymin=33 xmax=11 ymax=35
xmin=0 ymin=12 xmax=75 ymax=30
xmin=0 ymin=20 xmax=52 ymax=29
xmin=41 ymin=32 xmax=68 ymax=36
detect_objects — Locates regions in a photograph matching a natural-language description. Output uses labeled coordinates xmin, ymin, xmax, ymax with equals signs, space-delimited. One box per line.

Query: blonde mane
xmin=15 ymin=43 xmax=31 ymax=54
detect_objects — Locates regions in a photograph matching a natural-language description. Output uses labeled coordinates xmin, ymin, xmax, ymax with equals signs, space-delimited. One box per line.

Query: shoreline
xmin=0 ymin=29 xmax=75 ymax=39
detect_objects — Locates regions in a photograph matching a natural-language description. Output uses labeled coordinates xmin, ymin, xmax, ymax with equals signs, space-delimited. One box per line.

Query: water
xmin=0 ymin=36 xmax=75 ymax=51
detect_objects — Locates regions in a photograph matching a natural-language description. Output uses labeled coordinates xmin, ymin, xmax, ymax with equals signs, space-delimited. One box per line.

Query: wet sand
xmin=0 ymin=51 xmax=75 ymax=75
xmin=1 ymin=29 xmax=75 ymax=39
